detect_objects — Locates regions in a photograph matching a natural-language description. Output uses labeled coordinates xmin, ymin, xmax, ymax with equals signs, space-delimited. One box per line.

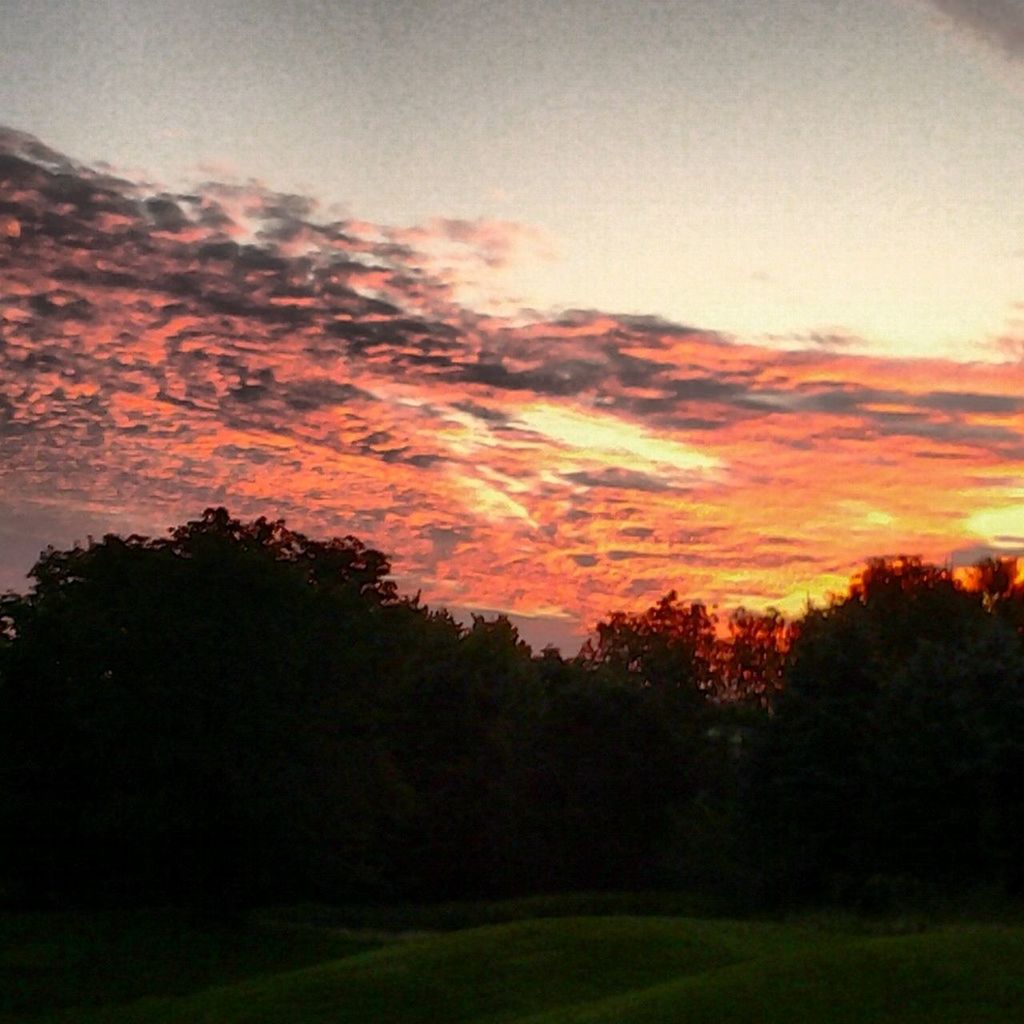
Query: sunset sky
xmin=2 ymin=0 xmax=1024 ymax=649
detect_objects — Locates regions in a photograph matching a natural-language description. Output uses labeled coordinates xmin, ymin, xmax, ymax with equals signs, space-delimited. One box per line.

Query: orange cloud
xmin=3 ymin=128 xmax=1024 ymax=649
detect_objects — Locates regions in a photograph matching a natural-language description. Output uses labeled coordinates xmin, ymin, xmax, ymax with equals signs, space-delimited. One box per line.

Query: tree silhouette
xmin=718 ymin=607 xmax=791 ymax=708
xmin=5 ymin=515 xmax=1024 ymax=912
xmin=744 ymin=555 xmax=1024 ymax=905
xmin=0 ymin=509 xmax=403 ymax=908
xmin=580 ymin=591 xmax=718 ymax=702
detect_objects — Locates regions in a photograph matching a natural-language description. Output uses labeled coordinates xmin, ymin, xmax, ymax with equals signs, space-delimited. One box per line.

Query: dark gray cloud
xmin=919 ymin=390 xmax=1024 ymax=414
xmin=787 ymin=385 xmax=902 ymax=413
xmin=459 ymin=358 xmax=607 ymax=396
xmin=875 ymin=417 xmax=1024 ymax=449
xmin=0 ymin=128 xmax=77 ymax=172
xmin=563 ymin=468 xmax=673 ymax=493
xmin=950 ymin=543 xmax=1024 ymax=566
xmin=280 ymin=379 xmax=369 ymax=412
xmin=923 ymin=0 xmax=1024 ymax=59
xmin=453 ymin=401 xmax=510 ymax=424
xmin=423 ymin=525 xmax=472 ymax=561
xmin=606 ymin=549 xmax=660 ymax=562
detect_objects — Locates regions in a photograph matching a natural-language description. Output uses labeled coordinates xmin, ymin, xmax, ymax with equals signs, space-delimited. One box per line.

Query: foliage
xmin=2 ymin=508 xmax=1023 ymax=914
xmin=0 ymin=510 xmax=719 ymax=908
xmin=718 ymin=606 xmax=792 ymax=708
xmin=743 ymin=555 xmax=1024 ymax=905
xmin=0 ymin=509 xmax=405 ymax=907
xmin=580 ymin=591 xmax=718 ymax=700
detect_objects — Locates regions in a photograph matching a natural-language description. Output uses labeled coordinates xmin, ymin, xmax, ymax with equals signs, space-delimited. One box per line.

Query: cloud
xmin=562 ymin=468 xmax=674 ymax=493
xmin=918 ymin=389 xmax=1024 ymax=414
xmin=4 ymin=127 xmax=1024 ymax=643
xmin=919 ymin=0 xmax=1024 ymax=59
xmin=966 ymin=501 xmax=1024 ymax=545
xmin=397 ymin=217 xmax=557 ymax=269
xmin=949 ymin=542 xmax=1024 ymax=565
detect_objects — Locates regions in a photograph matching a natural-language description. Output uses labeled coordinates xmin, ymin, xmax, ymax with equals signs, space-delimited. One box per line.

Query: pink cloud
xmin=3 ymin=128 xmax=1024 ymax=646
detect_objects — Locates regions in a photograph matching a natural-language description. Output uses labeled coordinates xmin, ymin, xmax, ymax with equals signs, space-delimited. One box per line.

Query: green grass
xmin=523 ymin=926 xmax=1024 ymax=1023
xmin=4 ymin=898 xmax=1024 ymax=1023
xmin=0 ymin=908 xmax=380 ymax=1022
xmin=40 ymin=915 xmax=820 ymax=1024
xmin=258 ymin=891 xmax=726 ymax=932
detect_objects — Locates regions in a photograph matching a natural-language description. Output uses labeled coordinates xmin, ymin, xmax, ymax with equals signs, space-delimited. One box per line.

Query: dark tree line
xmin=1 ymin=511 xmax=1022 ymax=911
xmin=746 ymin=557 xmax=1024 ymax=906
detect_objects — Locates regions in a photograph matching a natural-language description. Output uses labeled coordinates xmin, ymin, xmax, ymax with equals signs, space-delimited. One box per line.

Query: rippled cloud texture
xmin=2 ymin=129 xmax=1023 ymax=647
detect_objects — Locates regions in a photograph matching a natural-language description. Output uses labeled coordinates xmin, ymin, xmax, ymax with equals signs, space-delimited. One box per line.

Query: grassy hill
xmin=4 ymin=899 xmax=1024 ymax=1023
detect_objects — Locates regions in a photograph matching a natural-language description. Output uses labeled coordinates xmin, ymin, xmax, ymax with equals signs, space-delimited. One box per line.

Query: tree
xmin=743 ymin=555 xmax=1024 ymax=905
xmin=580 ymin=591 xmax=719 ymax=703
xmin=517 ymin=664 xmax=701 ymax=892
xmin=0 ymin=509 xmax=404 ymax=908
xmin=718 ymin=607 xmax=791 ymax=708
xmin=960 ymin=556 xmax=1024 ymax=635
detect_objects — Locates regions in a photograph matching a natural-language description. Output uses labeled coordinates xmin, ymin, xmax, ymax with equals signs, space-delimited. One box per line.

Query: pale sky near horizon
xmin=2 ymin=1 xmax=1024 ymax=650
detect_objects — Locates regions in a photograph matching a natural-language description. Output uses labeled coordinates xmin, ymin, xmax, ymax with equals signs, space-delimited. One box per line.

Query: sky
xmin=1 ymin=0 xmax=1023 ymax=650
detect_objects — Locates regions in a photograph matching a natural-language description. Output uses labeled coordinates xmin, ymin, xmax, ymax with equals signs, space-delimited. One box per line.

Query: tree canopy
xmin=1 ymin=510 xmax=1022 ymax=912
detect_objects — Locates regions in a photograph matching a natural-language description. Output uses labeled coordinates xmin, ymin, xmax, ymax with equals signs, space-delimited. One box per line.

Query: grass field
xmin=4 ymin=897 xmax=1023 ymax=1023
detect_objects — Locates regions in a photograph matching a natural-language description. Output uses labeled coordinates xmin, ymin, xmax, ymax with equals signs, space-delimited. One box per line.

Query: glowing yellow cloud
xmin=837 ymin=500 xmax=895 ymax=529
xmin=967 ymin=500 xmax=1024 ymax=544
xmin=514 ymin=403 xmax=722 ymax=474
xmin=450 ymin=472 xmax=536 ymax=526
